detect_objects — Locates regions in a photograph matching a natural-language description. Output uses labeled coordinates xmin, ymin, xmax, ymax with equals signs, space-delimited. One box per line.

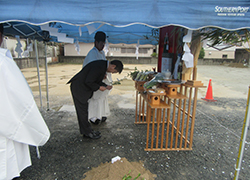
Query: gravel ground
xmin=15 ymin=64 xmax=250 ymax=180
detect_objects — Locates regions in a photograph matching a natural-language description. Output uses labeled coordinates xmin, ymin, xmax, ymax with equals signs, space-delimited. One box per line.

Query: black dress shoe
xmin=101 ymin=117 xmax=107 ymax=122
xmin=93 ymin=130 xmax=101 ymax=136
xmin=90 ymin=119 xmax=101 ymax=125
xmin=83 ymin=132 xmax=101 ymax=139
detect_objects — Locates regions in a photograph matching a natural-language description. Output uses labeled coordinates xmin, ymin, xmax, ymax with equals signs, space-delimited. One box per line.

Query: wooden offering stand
xmin=134 ymin=79 xmax=206 ymax=151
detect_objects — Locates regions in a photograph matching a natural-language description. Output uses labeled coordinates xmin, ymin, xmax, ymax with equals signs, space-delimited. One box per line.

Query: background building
xmin=64 ymin=42 xmax=155 ymax=58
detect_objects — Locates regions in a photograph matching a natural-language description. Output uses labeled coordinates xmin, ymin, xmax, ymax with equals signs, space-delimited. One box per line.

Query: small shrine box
xmin=160 ymin=83 xmax=180 ymax=96
xmin=147 ymin=90 xmax=166 ymax=105
xmin=134 ymin=81 xmax=137 ymax=89
xmin=137 ymin=81 xmax=146 ymax=91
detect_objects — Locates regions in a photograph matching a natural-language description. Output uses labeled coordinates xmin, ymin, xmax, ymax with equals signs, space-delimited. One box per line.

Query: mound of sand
xmin=82 ymin=157 xmax=157 ymax=180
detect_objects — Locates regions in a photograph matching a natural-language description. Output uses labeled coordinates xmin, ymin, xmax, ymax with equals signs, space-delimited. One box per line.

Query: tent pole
xmin=44 ymin=42 xmax=50 ymax=111
xmin=234 ymin=86 xmax=250 ymax=180
xmin=34 ymin=39 xmax=43 ymax=108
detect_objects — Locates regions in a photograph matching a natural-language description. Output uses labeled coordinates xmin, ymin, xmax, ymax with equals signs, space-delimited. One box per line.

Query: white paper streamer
xmin=183 ymin=43 xmax=191 ymax=52
xmin=40 ymin=24 xmax=74 ymax=43
xmin=40 ymin=24 xmax=58 ymax=36
xmin=79 ymin=26 xmax=82 ymax=37
xmin=182 ymin=33 xmax=194 ymax=68
xmin=96 ymin=23 xmax=105 ymax=31
xmin=104 ymin=38 xmax=109 ymax=56
xmin=135 ymin=40 xmax=139 ymax=59
xmin=183 ymin=30 xmax=193 ymax=43
xmin=86 ymin=25 xmax=97 ymax=35
xmin=15 ymin=35 xmax=23 ymax=58
xmin=23 ymin=39 xmax=33 ymax=57
xmin=87 ymin=23 xmax=105 ymax=35
xmin=182 ymin=52 xmax=194 ymax=68
xmin=74 ymin=40 xmax=80 ymax=55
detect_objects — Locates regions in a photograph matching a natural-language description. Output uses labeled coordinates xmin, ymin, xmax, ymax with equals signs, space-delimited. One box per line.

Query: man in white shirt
xmin=83 ymin=31 xmax=112 ymax=125
xmin=0 ymin=24 xmax=50 ymax=180
xmin=83 ymin=31 xmax=106 ymax=66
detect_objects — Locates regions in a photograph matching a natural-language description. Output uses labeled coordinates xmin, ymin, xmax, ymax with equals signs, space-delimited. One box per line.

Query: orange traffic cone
xmin=201 ymin=79 xmax=217 ymax=102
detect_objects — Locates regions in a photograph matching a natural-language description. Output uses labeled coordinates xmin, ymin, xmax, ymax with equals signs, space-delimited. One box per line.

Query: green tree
xmin=199 ymin=28 xmax=250 ymax=52
xmin=198 ymin=47 xmax=205 ymax=59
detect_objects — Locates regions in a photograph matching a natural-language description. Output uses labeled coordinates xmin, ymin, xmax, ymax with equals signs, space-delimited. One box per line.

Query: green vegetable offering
xmin=143 ymin=80 xmax=158 ymax=89
xmin=143 ymin=73 xmax=165 ymax=89
xmin=139 ymin=73 xmax=147 ymax=81
xmin=134 ymin=72 xmax=142 ymax=81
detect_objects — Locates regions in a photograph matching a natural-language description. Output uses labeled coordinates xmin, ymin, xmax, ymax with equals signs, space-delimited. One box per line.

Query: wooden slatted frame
xmin=135 ymin=82 xmax=205 ymax=151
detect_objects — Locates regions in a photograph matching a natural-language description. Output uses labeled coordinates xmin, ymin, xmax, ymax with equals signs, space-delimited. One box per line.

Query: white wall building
xmin=203 ymin=42 xmax=249 ymax=59
xmin=204 ymin=46 xmax=235 ymax=59
xmin=64 ymin=42 xmax=155 ymax=58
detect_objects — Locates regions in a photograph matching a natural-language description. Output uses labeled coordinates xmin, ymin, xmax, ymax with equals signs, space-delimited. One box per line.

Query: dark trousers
xmin=70 ymin=91 xmax=92 ymax=135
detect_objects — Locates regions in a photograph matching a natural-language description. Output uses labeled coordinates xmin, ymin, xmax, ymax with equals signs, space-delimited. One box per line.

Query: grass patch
xmin=228 ymin=63 xmax=248 ymax=68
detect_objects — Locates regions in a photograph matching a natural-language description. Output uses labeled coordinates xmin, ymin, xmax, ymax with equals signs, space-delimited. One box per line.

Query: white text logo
xmin=215 ymin=6 xmax=249 ymax=16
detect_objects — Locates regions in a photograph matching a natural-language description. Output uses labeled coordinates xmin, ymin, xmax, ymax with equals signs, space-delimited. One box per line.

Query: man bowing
xmin=67 ymin=60 xmax=123 ymax=139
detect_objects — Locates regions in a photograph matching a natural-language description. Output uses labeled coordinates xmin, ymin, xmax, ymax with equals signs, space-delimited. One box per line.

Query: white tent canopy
xmin=1 ymin=2 xmax=250 ymax=179
xmin=0 ymin=0 xmax=250 ymax=44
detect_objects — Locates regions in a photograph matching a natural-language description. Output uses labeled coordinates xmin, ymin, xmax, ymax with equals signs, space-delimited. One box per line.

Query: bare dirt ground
xmin=17 ymin=63 xmax=250 ymax=180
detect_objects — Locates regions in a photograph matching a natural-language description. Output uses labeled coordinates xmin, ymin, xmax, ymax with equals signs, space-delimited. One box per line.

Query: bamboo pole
xmin=182 ymin=32 xmax=202 ymax=81
xmin=190 ymin=35 xmax=202 ymax=80
xmin=234 ymin=86 xmax=250 ymax=180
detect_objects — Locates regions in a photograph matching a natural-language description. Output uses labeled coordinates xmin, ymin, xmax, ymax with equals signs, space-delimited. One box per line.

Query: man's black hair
xmin=110 ymin=60 xmax=123 ymax=74
xmin=0 ymin=24 xmax=3 ymax=34
xmin=94 ymin=31 xmax=106 ymax=42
